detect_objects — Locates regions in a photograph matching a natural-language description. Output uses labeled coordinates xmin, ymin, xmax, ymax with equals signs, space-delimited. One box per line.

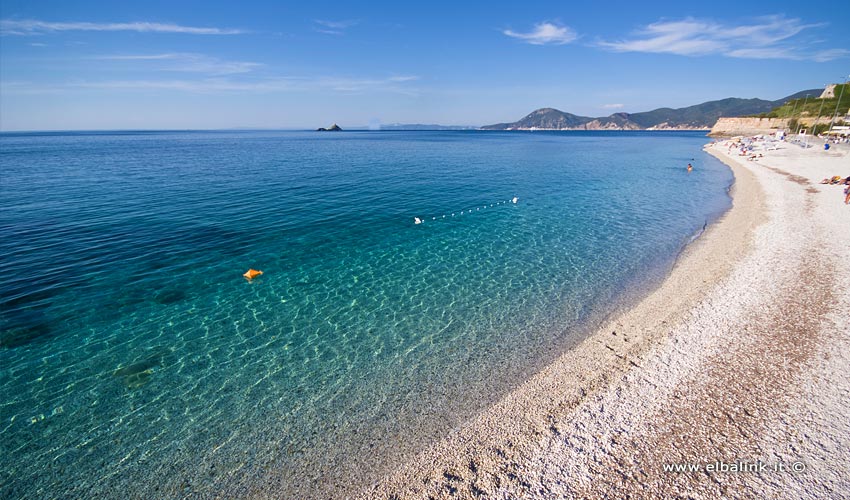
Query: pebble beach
xmin=370 ymin=139 xmax=850 ymax=499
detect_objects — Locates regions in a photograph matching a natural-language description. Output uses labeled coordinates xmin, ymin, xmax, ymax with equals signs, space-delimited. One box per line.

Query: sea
xmin=0 ymin=130 xmax=732 ymax=498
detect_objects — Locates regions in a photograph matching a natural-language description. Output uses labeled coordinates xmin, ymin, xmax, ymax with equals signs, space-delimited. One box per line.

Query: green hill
xmin=481 ymin=108 xmax=593 ymax=130
xmin=481 ymin=89 xmax=824 ymax=130
xmin=629 ymin=98 xmax=773 ymax=128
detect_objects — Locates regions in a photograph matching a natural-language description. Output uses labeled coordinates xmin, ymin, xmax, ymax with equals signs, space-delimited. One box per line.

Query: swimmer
xmin=687 ymin=163 xmax=693 ymax=172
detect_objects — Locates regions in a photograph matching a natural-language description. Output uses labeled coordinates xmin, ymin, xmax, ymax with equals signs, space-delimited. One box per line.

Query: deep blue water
xmin=0 ymin=130 xmax=732 ymax=498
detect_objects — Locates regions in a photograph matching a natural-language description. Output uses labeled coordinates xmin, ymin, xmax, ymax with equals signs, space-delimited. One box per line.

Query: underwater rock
xmin=113 ymin=346 xmax=172 ymax=389
xmin=154 ymin=289 xmax=187 ymax=305
xmin=123 ymin=371 xmax=153 ymax=389
xmin=113 ymin=357 xmax=161 ymax=378
xmin=0 ymin=309 xmax=54 ymax=348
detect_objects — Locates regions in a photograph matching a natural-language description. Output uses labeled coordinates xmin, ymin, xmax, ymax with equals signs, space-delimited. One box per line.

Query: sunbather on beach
xmin=821 ymin=176 xmax=843 ymax=185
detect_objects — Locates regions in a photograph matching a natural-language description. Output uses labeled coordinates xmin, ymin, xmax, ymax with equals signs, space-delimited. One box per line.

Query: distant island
xmin=317 ymin=124 xmax=342 ymax=132
xmin=481 ymin=90 xmax=819 ymax=131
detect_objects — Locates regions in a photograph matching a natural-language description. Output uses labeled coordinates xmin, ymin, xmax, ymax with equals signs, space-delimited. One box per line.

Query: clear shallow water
xmin=0 ymin=130 xmax=732 ymax=498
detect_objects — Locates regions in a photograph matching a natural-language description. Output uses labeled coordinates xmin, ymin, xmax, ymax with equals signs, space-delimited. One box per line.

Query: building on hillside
xmin=820 ymin=84 xmax=837 ymax=99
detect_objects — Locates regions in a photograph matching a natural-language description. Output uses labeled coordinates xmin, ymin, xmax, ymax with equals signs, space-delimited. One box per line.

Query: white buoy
xmin=414 ymin=197 xmax=516 ymax=225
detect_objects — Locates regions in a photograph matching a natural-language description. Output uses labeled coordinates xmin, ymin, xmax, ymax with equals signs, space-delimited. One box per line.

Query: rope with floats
xmin=414 ymin=196 xmax=518 ymax=225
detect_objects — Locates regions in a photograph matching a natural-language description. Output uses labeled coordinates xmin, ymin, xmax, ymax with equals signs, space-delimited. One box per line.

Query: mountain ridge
xmin=481 ymin=90 xmax=821 ymax=131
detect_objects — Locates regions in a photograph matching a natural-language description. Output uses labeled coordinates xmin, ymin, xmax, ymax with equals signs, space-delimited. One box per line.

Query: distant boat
xmin=317 ymin=124 xmax=343 ymax=132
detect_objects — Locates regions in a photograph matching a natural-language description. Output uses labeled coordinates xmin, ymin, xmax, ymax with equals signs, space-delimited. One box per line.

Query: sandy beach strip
xmin=368 ymin=139 xmax=850 ymax=499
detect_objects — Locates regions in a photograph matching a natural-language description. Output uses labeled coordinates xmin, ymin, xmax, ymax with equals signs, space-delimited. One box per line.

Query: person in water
xmin=687 ymin=163 xmax=693 ymax=172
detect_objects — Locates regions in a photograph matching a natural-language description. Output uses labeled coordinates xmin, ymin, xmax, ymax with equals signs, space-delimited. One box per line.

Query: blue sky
xmin=1 ymin=0 xmax=848 ymax=130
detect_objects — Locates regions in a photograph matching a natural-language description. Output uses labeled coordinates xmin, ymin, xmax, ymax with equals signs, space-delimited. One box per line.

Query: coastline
xmin=478 ymin=128 xmax=711 ymax=132
xmin=369 ymin=140 xmax=849 ymax=498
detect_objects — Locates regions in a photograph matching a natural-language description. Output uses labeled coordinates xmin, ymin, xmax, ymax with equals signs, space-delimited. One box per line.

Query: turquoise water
xmin=0 ymin=130 xmax=731 ymax=498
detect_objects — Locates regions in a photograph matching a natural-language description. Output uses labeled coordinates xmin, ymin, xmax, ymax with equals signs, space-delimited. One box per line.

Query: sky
xmin=1 ymin=0 xmax=848 ymax=130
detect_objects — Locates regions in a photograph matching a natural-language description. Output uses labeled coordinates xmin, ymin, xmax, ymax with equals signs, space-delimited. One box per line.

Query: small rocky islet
xmin=316 ymin=123 xmax=342 ymax=132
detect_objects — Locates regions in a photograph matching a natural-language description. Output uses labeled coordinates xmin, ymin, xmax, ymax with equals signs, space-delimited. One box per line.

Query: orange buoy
xmin=243 ymin=269 xmax=263 ymax=280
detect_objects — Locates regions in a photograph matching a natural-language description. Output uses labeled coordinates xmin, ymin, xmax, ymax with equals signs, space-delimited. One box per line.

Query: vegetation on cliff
xmin=757 ymin=84 xmax=849 ymax=122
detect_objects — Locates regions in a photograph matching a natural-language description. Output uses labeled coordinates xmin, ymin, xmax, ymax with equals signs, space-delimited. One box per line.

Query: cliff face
xmin=708 ymin=117 xmax=788 ymax=137
xmin=583 ymin=117 xmax=642 ymax=130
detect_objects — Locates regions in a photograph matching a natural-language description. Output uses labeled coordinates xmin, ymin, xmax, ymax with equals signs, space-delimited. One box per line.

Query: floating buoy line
xmin=414 ymin=196 xmax=518 ymax=225
xmin=243 ymin=199 xmax=519 ymax=279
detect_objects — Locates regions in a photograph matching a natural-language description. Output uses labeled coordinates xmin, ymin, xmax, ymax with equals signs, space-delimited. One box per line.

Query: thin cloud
xmin=503 ymin=22 xmax=578 ymax=45
xmin=727 ymin=46 xmax=850 ymax=62
xmin=99 ymin=54 xmax=181 ymax=60
xmin=602 ymin=103 xmax=624 ymax=109
xmin=598 ymin=15 xmax=846 ymax=61
xmin=0 ymin=19 xmax=243 ymax=35
xmin=70 ymin=79 xmax=296 ymax=92
xmin=313 ymin=19 xmax=358 ymax=35
xmin=97 ymin=53 xmax=262 ymax=75
xmin=314 ymin=75 xmax=420 ymax=95
xmin=811 ymin=48 xmax=850 ymax=62
xmin=315 ymin=19 xmax=358 ymax=30
xmin=3 ymin=74 xmax=420 ymax=95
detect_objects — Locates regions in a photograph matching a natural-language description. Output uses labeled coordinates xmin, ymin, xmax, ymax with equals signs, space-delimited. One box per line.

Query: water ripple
xmin=0 ymin=130 xmax=732 ymax=498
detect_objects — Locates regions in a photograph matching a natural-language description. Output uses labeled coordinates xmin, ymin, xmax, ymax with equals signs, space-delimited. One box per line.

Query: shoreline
xmin=477 ymin=128 xmax=711 ymax=132
xmin=369 ymin=140 xmax=849 ymax=498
